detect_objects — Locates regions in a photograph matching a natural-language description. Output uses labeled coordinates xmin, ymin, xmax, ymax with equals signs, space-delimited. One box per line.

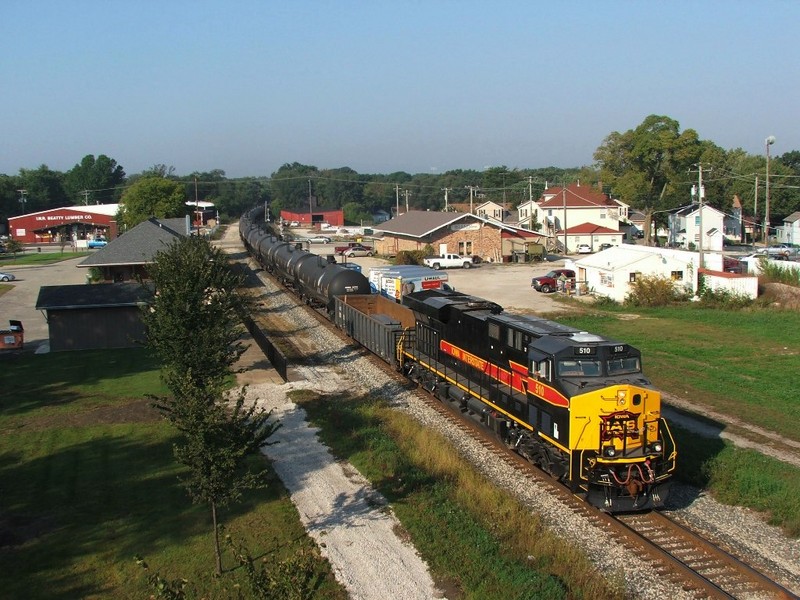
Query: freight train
xmin=240 ymin=207 xmax=676 ymax=511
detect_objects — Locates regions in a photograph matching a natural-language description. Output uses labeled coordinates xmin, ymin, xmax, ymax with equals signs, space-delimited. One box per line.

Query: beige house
xmin=516 ymin=183 xmax=629 ymax=251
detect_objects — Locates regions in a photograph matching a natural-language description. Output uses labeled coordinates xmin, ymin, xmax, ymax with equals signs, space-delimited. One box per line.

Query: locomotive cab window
xmin=531 ymin=359 xmax=551 ymax=381
xmin=607 ymin=356 xmax=641 ymax=375
xmin=558 ymin=359 xmax=602 ymax=377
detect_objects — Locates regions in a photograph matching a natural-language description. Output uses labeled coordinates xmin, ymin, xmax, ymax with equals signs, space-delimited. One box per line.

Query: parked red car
xmin=531 ymin=269 xmax=575 ymax=293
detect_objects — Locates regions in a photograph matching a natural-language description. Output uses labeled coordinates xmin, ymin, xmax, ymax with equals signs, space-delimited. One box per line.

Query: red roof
xmin=538 ymin=183 xmax=617 ymax=208
xmin=564 ymin=223 xmax=619 ymax=235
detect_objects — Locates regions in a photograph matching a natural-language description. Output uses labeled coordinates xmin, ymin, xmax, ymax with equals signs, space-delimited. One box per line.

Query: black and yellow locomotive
xmin=398 ymin=289 xmax=676 ymax=511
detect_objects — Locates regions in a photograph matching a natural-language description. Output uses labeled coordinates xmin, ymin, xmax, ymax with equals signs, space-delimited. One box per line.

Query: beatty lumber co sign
xmin=34 ymin=213 xmax=95 ymax=222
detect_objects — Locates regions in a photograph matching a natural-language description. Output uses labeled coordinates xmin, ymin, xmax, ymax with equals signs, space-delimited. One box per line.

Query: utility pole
xmin=194 ymin=177 xmax=200 ymax=234
xmin=501 ymin=172 xmax=509 ymax=204
xmin=402 ymin=189 xmax=412 ymax=213
xmin=690 ymin=164 xmax=711 ymax=269
xmin=17 ymin=189 xmax=27 ymax=214
xmin=395 ymin=184 xmax=400 ymax=217
xmin=562 ymin=185 xmax=567 ymax=254
xmin=753 ymin=176 xmax=758 ymax=243
xmin=527 ymin=176 xmax=533 ymax=203
xmin=80 ymin=190 xmax=90 ymax=205
xmin=765 ymin=136 xmax=776 ymax=245
xmin=441 ymin=187 xmax=451 ymax=211
xmin=465 ymin=185 xmax=478 ymax=214
xmin=308 ymin=178 xmax=313 ymax=220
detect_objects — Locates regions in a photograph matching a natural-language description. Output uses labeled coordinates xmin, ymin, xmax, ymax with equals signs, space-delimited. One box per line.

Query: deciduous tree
xmin=142 ymin=236 xmax=279 ymax=575
xmin=120 ymin=176 xmax=186 ymax=230
xmin=63 ymin=154 xmax=126 ymax=204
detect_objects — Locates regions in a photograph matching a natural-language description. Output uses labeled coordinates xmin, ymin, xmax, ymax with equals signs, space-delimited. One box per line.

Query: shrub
xmin=760 ymin=261 xmax=800 ymax=287
xmin=697 ymin=286 xmax=752 ymax=309
xmin=395 ymin=245 xmax=434 ymax=266
xmin=592 ymin=294 xmax=619 ymax=308
xmin=624 ymin=274 xmax=686 ymax=307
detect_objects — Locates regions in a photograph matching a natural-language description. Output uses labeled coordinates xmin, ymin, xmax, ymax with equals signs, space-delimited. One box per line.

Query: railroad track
xmin=237 ymin=251 xmax=797 ymax=600
xmin=419 ymin=389 xmax=797 ymax=599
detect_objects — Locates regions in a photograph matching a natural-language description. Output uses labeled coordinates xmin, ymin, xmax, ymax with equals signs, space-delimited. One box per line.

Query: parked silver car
xmin=757 ymin=244 xmax=799 ymax=259
xmin=0 ymin=271 xmax=16 ymax=282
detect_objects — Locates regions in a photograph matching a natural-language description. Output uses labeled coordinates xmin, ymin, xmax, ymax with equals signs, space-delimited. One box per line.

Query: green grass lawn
xmin=557 ymin=305 xmax=800 ymax=441
xmin=0 ymin=250 xmax=87 ymax=266
xmin=0 ymin=349 xmax=344 ymax=600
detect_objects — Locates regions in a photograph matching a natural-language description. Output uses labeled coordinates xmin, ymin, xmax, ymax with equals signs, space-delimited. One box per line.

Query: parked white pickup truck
xmin=422 ymin=253 xmax=473 ymax=270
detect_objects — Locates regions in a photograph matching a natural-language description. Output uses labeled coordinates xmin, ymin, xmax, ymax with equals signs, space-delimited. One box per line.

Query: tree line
xmin=2 ymin=114 xmax=798 ymax=233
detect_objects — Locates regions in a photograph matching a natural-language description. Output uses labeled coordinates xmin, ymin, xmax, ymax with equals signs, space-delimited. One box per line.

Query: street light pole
xmin=17 ymin=189 xmax=27 ymax=214
xmin=764 ymin=136 xmax=775 ymax=245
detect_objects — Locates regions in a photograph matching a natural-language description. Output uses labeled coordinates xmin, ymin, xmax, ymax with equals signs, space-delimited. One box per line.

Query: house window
xmin=600 ymin=212 xmax=606 ymax=219
xmin=695 ymin=216 xmax=700 ymax=225
xmin=629 ymin=272 xmax=640 ymax=282
xmin=671 ymin=271 xmax=684 ymax=281
xmin=458 ymin=241 xmax=473 ymax=255
xmin=548 ymin=209 xmax=553 ymax=217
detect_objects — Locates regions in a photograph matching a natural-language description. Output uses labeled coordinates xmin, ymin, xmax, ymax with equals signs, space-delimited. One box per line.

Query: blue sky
xmin=2 ymin=1 xmax=798 ymax=178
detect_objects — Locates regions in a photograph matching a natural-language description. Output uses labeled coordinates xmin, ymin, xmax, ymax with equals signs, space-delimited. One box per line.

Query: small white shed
xmin=571 ymin=246 xmax=701 ymax=302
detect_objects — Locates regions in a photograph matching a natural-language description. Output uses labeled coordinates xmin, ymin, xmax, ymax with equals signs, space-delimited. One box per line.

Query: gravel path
xmin=246 ymin=379 xmax=443 ymax=600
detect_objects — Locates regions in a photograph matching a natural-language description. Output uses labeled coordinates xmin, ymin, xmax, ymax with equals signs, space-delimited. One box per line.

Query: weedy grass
xmin=669 ymin=424 xmax=800 ymax=537
xmin=0 ymin=349 xmax=345 ymax=600
xmin=294 ymin=389 xmax=624 ymax=600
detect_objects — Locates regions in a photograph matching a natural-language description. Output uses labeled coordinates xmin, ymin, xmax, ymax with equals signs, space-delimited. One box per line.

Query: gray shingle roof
xmin=376 ymin=210 xmax=522 ymax=238
xmin=78 ymin=217 xmax=188 ymax=268
xmin=36 ymin=282 xmax=154 ymax=310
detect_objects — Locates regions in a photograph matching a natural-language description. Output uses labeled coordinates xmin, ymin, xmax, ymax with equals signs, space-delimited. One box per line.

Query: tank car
xmin=241 ymin=206 xmax=371 ymax=313
xmin=295 ymin=256 xmax=372 ymax=313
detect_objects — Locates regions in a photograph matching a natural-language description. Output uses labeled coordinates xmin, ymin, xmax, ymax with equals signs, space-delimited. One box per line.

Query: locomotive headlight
xmin=651 ymin=442 xmax=663 ymax=453
xmin=617 ymin=390 xmax=626 ymax=405
xmin=603 ymin=446 xmax=617 ymax=458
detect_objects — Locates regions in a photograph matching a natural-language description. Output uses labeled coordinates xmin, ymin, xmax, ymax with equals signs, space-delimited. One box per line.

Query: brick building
xmin=373 ymin=211 xmax=545 ymax=263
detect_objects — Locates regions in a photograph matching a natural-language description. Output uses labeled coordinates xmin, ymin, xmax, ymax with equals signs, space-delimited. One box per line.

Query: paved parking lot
xmin=0 ymin=255 xmax=90 ymax=352
xmin=338 ymin=255 xmax=578 ymax=315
